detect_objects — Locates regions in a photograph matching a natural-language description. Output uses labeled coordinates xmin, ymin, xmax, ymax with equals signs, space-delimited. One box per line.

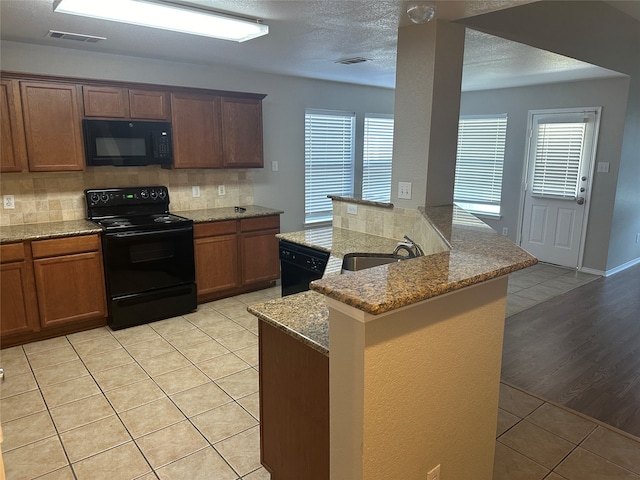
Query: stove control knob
xmin=150 ymin=190 xmax=158 ymax=199
xmin=140 ymin=190 xmax=149 ymax=199
xmin=100 ymin=193 xmax=109 ymax=203
xmin=90 ymin=193 xmax=100 ymax=204
xmin=157 ymin=190 xmax=166 ymax=199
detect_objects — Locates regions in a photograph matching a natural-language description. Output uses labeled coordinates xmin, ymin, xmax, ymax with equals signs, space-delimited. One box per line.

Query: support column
xmin=392 ymin=20 xmax=466 ymax=208
xmin=328 ymin=278 xmax=508 ymax=480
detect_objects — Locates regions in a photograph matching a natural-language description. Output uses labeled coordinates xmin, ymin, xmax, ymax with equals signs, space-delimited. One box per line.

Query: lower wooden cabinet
xmin=259 ymin=320 xmax=329 ymax=479
xmin=0 ymin=243 xmax=40 ymax=337
xmin=1 ymin=234 xmax=108 ymax=347
xmin=194 ymin=215 xmax=280 ymax=302
xmin=194 ymin=221 xmax=240 ymax=296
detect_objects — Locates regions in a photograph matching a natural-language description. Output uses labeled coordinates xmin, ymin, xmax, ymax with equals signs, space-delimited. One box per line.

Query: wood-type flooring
xmin=501 ymin=262 xmax=640 ymax=438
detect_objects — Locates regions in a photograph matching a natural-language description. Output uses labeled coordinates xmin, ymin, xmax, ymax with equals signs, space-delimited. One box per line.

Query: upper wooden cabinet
xmin=171 ymin=92 xmax=224 ymax=169
xmin=20 ymin=81 xmax=85 ymax=172
xmin=221 ymin=97 xmax=264 ymax=168
xmin=0 ymin=79 xmax=28 ymax=172
xmin=83 ymin=85 xmax=170 ymax=120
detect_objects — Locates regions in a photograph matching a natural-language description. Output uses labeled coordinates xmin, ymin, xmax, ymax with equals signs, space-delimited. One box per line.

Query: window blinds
xmin=304 ymin=109 xmax=355 ymax=224
xmin=531 ymin=122 xmax=586 ymax=198
xmin=362 ymin=114 xmax=394 ymax=203
xmin=454 ymin=114 xmax=507 ymax=215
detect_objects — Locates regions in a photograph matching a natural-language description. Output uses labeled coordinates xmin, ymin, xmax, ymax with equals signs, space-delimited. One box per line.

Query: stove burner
xmin=100 ymin=218 xmax=132 ymax=227
xmin=153 ymin=215 xmax=179 ymax=224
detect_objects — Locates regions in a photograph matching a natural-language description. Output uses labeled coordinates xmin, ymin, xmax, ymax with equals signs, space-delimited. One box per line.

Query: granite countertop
xmin=248 ymin=290 xmax=329 ymax=356
xmin=310 ymin=205 xmax=537 ymax=314
xmin=173 ymin=205 xmax=283 ymax=223
xmin=0 ymin=205 xmax=283 ymax=244
xmin=0 ymin=220 xmax=103 ymax=243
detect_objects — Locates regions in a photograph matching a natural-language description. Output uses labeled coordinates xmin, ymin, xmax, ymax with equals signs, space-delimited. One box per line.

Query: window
xmin=531 ymin=120 xmax=587 ymax=198
xmin=454 ymin=114 xmax=508 ymax=216
xmin=305 ymin=109 xmax=355 ymax=224
xmin=362 ymin=114 xmax=394 ymax=203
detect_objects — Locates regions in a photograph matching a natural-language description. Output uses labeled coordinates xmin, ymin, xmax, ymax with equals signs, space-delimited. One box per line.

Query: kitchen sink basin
xmin=341 ymin=252 xmax=404 ymax=272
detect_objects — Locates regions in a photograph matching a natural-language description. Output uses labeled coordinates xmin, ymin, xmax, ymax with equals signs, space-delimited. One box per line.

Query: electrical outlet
xmin=347 ymin=204 xmax=358 ymax=215
xmin=218 ymin=185 xmax=226 ymax=196
xmin=271 ymin=161 xmax=279 ymax=172
xmin=427 ymin=464 xmax=440 ymax=480
xmin=3 ymin=195 xmax=15 ymax=209
xmin=597 ymin=162 xmax=610 ymax=173
xmin=192 ymin=186 xmax=200 ymax=198
xmin=398 ymin=181 xmax=412 ymax=199
xmin=502 ymin=227 xmax=509 ymax=236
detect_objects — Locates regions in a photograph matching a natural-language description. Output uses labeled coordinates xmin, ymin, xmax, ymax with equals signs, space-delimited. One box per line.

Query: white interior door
xmin=520 ymin=109 xmax=600 ymax=268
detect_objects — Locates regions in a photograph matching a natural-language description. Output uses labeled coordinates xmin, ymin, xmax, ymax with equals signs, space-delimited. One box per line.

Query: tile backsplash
xmin=0 ymin=167 xmax=254 ymax=226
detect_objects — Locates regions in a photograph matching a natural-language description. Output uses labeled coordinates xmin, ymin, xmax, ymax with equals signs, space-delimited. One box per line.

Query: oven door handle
xmin=106 ymin=226 xmax=193 ymax=239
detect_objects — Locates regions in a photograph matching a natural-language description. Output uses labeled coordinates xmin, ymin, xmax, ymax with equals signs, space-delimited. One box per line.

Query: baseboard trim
xmin=582 ymin=256 xmax=640 ymax=277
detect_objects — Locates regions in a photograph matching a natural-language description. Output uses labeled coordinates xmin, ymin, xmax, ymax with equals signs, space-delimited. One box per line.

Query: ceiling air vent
xmin=335 ymin=57 xmax=370 ymax=65
xmin=47 ymin=30 xmax=106 ymax=43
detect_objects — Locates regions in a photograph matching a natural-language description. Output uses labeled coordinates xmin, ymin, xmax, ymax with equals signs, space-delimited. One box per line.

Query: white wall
xmin=460 ymin=76 xmax=630 ymax=272
xmin=0 ymin=40 xmax=394 ymax=234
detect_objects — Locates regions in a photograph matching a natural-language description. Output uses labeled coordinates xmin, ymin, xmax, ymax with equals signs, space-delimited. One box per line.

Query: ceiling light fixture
xmin=52 ymin=0 xmax=269 ymax=42
xmin=406 ymin=3 xmax=436 ymax=24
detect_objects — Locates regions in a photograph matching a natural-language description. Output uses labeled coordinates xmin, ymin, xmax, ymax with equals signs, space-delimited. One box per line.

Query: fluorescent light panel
xmin=53 ymin=0 xmax=268 ymax=42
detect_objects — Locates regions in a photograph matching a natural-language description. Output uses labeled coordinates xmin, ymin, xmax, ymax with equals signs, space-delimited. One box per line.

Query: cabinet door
xmin=33 ymin=251 xmax=107 ymax=328
xmin=129 ymin=89 xmax=170 ymax=120
xmin=171 ymin=92 xmax=223 ymax=168
xmin=240 ymin=229 xmax=280 ymax=285
xmin=0 ymin=79 xmax=28 ymax=172
xmin=82 ymin=85 xmax=128 ymax=118
xmin=0 ymin=244 xmax=40 ymax=339
xmin=21 ymin=81 xmax=85 ymax=171
xmin=194 ymin=234 xmax=239 ymax=295
xmin=221 ymin=97 xmax=264 ymax=168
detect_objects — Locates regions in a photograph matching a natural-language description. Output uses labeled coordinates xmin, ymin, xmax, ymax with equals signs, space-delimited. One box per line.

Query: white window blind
xmin=305 ymin=109 xmax=355 ymax=224
xmin=454 ymin=114 xmax=507 ymax=216
xmin=362 ymin=114 xmax=394 ymax=203
xmin=531 ymin=122 xmax=586 ymax=198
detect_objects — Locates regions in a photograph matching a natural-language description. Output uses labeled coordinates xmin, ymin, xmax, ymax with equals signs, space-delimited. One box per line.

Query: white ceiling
xmin=0 ymin=0 xmax=630 ymax=91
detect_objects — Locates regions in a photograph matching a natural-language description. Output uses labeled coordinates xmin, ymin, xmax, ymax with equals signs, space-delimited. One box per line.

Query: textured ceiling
xmin=0 ymin=0 xmax=629 ymax=90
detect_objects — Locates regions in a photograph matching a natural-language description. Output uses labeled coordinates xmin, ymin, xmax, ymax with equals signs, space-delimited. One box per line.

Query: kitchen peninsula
xmin=249 ymin=199 xmax=536 ymax=480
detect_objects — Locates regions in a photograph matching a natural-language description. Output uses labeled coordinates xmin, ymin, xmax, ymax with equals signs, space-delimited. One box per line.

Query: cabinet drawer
xmin=1 ymin=242 xmax=26 ymax=263
xmin=32 ymin=234 xmax=101 ymax=259
xmin=194 ymin=220 xmax=237 ymax=238
xmin=240 ymin=215 xmax=280 ymax=232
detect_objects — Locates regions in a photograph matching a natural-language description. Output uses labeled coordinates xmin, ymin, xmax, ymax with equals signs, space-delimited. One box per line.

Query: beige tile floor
xmin=2 ymin=264 xmax=635 ymax=480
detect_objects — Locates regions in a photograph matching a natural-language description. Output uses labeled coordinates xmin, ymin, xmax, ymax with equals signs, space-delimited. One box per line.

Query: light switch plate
xmin=398 ymin=182 xmax=412 ymax=199
xmin=347 ymin=204 xmax=358 ymax=215
xmin=218 ymin=185 xmax=226 ymax=196
xmin=192 ymin=186 xmax=200 ymax=198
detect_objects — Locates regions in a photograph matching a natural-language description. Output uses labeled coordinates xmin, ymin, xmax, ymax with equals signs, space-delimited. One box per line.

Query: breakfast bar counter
xmin=248 ymin=201 xmax=536 ymax=480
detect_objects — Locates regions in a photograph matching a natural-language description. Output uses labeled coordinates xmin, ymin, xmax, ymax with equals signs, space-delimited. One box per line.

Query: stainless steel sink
xmin=341 ymin=252 xmax=404 ymax=272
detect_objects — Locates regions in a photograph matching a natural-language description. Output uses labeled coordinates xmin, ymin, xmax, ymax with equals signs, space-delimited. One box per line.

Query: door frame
xmin=516 ymin=107 xmax=602 ymax=270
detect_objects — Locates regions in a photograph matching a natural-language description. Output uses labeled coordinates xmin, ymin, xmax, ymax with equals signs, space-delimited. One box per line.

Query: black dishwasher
xmin=279 ymin=240 xmax=330 ymax=297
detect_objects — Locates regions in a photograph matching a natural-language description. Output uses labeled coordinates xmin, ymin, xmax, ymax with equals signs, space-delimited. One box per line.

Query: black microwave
xmin=83 ymin=119 xmax=173 ymax=167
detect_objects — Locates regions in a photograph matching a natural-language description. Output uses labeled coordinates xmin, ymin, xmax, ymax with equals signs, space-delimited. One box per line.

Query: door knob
xmin=576 ymin=197 xmax=585 ymax=205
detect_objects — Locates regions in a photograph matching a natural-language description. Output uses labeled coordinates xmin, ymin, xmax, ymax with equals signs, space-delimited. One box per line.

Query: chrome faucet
xmin=393 ymin=235 xmax=424 ymax=258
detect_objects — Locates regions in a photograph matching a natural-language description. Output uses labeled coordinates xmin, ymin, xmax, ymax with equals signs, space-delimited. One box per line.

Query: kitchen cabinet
xmin=82 ymin=85 xmax=170 ymax=120
xmin=193 ymin=215 xmax=280 ymax=302
xmin=20 ymin=80 xmax=85 ymax=172
xmin=0 ymin=79 xmax=28 ymax=172
xmin=240 ymin=216 xmax=280 ymax=285
xmin=171 ymin=92 xmax=265 ymax=169
xmin=0 ymin=243 xmax=40 ymax=339
xmin=259 ymin=320 xmax=329 ymax=479
xmin=194 ymin=220 xmax=240 ymax=296
xmin=171 ymin=92 xmax=224 ymax=169
xmin=32 ymin=234 xmax=108 ymax=329
xmin=221 ymin=97 xmax=264 ymax=168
